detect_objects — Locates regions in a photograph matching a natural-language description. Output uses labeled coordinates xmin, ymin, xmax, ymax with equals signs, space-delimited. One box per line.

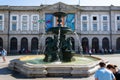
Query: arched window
xmin=31 ymin=37 xmax=38 ymax=50
xmin=92 ymin=37 xmax=99 ymax=53
xmin=0 ymin=37 xmax=3 ymax=47
xmin=21 ymin=37 xmax=28 ymax=50
xmin=116 ymin=37 xmax=120 ymax=50
xmin=10 ymin=37 xmax=17 ymax=50
xmin=102 ymin=37 xmax=109 ymax=49
xmin=82 ymin=37 xmax=89 ymax=53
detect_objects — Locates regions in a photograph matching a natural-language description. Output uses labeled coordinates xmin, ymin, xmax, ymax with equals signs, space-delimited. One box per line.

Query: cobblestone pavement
xmin=0 ymin=54 xmax=120 ymax=80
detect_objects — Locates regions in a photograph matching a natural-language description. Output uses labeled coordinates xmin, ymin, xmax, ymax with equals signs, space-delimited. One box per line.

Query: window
xmin=0 ymin=14 xmax=4 ymax=31
xmin=93 ymin=23 xmax=97 ymax=31
xmin=93 ymin=16 xmax=97 ymax=21
xmin=21 ymin=15 xmax=29 ymax=31
xmin=12 ymin=23 xmax=17 ymax=31
xmin=103 ymin=16 xmax=107 ymax=20
xmin=117 ymin=16 xmax=120 ymax=20
xmin=31 ymin=15 xmax=39 ymax=31
xmin=101 ymin=15 xmax=109 ymax=31
xmin=81 ymin=15 xmax=88 ymax=31
xmin=91 ymin=15 xmax=98 ymax=31
xmin=12 ymin=16 xmax=17 ymax=20
xmin=33 ymin=16 xmax=38 ymax=21
xmin=117 ymin=22 xmax=120 ymax=31
xmin=103 ymin=22 xmax=108 ymax=31
xmin=116 ymin=15 xmax=120 ymax=31
xmin=82 ymin=16 xmax=87 ymax=20
xmin=0 ymin=21 xmax=2 ymax=30
xmin=22 ymin=22 xmax=27 ymax=30
xmin=33 ymin=23 xmax=38 ymax=30
xmin=82 ymin=22 xmax=87 ymax=31
xmin=10 ymin=15 xmax=18 ymax=31
xmin=33 ymin=23 xmax=37 ymax=27
xmin=0 ymin=16 xmax=2 ymax=20
xmin=22 ymin=16 xmax=27 ymax=21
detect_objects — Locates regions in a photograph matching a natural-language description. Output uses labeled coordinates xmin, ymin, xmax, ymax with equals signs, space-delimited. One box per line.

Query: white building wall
xmin=1 ymin=4 xmax=120 ymax=53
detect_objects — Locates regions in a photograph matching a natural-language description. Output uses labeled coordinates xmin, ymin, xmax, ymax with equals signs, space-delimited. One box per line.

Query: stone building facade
xmin=0 ymin=2 xmax=120 ymax=54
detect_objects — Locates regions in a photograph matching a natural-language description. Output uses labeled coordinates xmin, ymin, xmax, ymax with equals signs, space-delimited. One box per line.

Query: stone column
xmin=89 ymin=37 xmax=92 ymax=49
xmin=17 ymin=36 xmax=21 ymax=51
xmin=76 ymin=10 xmax=81 ymax=33
xmin=4 ymin=10 xmax=10 ymax=52
xmin=28 ymin=36 xmax=31 ymax=51
xmin=99 ymin=37 xmax=102 ymax=50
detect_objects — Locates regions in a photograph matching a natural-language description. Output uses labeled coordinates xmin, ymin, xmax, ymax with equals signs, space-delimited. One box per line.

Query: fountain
xmin=9 ymin=10 xmax=104 ymax=77
xmin=43 ymin=12 xmax=75 ymax=62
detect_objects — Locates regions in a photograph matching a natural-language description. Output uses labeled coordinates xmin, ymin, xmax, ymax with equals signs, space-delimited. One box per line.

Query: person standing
xmin=107 ymin=64 xmax=120 ymax=80
xmin=89 ymin=49 xmax=92 ymax=56
xmin=94 ymin=62 xmax=116 ymax=80
xmin=0 ymin=48 xmax=7 ymax=62
xmin=114 ymin=65 xmax=120 ymax=80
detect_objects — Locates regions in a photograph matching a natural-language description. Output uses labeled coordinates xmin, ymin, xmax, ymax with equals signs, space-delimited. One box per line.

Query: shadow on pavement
xmin=11 ymin=71 xmax=35 ymax=79
xmin=0 ymin=67 xmax=12 ymax=75
xmin=0 ymin=67 xmax=35 ymax=79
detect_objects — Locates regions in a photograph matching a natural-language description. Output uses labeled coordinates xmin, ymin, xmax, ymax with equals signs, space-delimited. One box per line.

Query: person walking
xmin=0 ymin=48 xmax=7 ymax=62
xmin=94 ymin=62 xmax=116 ymax=80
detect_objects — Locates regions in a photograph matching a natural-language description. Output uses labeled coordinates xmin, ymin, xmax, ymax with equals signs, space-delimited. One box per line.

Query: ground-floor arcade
xmin=0 ymin=34 xmax=120 ymax=54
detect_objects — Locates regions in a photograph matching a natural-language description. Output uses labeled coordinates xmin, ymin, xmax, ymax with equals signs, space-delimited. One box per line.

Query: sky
xmin=0 ymin=0 xmax=120 ymax=6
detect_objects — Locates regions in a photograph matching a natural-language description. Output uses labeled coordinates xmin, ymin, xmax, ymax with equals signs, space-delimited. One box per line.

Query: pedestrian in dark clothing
xmin=113 ymin=65 xmax=120 ymax=80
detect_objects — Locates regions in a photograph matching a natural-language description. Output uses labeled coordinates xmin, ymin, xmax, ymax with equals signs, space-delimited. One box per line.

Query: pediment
xmin=41 ymin=2 xmax=79 ymax=13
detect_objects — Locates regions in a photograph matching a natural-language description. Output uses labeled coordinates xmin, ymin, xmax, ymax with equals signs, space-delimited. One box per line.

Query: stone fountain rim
xmin=9 ymin=55 xmax=108 ymax=77
xmin=13 ymin=55 xmax=102 ymax=67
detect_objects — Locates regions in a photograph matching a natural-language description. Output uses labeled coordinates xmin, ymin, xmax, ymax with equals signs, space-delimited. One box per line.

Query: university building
xmin=0 ymin=2 xmax=120 ymax=54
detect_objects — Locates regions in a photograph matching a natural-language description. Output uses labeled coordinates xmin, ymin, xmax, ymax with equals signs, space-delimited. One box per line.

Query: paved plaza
xmin=0 ymin=54 xmax=120 ymax=80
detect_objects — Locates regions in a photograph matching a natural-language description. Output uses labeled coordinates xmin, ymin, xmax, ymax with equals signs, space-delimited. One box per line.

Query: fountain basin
xmin=9 ymin=55 xmax=104 ymax=77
